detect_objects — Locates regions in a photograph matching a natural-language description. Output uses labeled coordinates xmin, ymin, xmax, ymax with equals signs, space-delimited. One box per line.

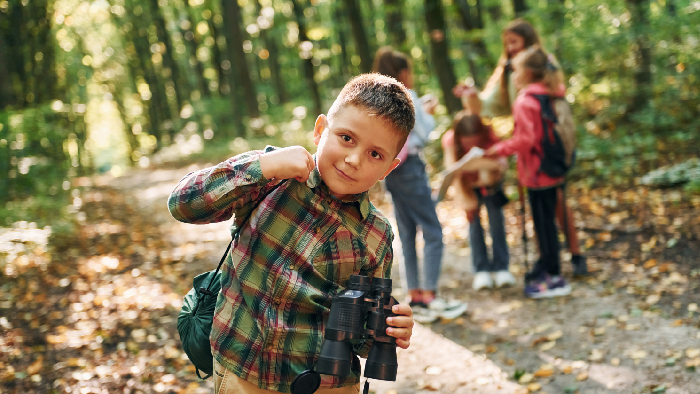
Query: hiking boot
xmin=493 ymin=270 xmax=517 ymax=288
xmin=524 ymin=274 xmax=572 ymax=299
xmin=472 ymin=272 xmax=493 ymax=290
xmin=572 ymin=255 xmax=588 ymax=277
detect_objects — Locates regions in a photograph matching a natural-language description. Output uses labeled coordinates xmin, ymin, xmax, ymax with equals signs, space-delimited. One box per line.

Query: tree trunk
xmin=384 ymin=0 xmax=407 ymax=51
xmin=205 ymin=1 xmax=229 ymax=96
xmin=182 ymin=1 xmax=211 ymax=99
xmin=626 ymin=0 xmax=652 ymax=112
xmin=346 ymin=0 xmax=373 ymax=73
xmin=424 ymin=0 xmax=461 ymax=113
xmin=290 ymin=0 xmax=322 ymax=115
xmin=149 ymin=0 xmax=188 ymax=110
xmin=0 ymin=26 xmax=14 ymax=108
xmin=220 ymin=0 xmax=259 ymax=118
xmin=333 ymin=2 xmax=350 ymax=79
xmin=255 ymin=0 xmax=287 ymax=104
xmin=453 ymin=0 xmax=494 ymax=86
xmin=7 ymin=0 xmax=26 ymax=107
xmin=512 ymin=0 xmax=528 ymax=16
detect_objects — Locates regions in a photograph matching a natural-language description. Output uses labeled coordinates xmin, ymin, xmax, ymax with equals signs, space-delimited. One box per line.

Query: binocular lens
xmin=315 ymin=340 xmax=353 ymax=376
xmin=364 ymin=341 xmax=398 ymax=381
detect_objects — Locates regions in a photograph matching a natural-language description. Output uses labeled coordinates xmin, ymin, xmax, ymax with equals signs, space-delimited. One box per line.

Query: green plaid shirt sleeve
xmin=168 ymin=148 xmax=396 ymax=393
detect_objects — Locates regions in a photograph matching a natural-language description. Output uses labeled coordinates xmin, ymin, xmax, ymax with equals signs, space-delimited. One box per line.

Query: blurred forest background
xmin=2 ymin=1 xmax=700 ymax=393
xmin=1 ymin=0 xmax=700 ymax=229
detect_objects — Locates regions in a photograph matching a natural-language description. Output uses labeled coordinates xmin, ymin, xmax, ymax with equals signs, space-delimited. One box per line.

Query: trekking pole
xmin=518 ymin=185 xmax=529 ymax=273
xmin=560 ymin=182 xmax=571 ymax=251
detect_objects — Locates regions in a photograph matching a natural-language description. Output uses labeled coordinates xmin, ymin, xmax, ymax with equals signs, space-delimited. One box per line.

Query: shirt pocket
xmin=312 ymin=228 xmax=362 ymax=286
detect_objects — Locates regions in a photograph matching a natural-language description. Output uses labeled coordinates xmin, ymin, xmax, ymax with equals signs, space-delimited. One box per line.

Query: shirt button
xmin=274 ymin=299 xmax=281 ymax=305
xmin=314 ymin=227 xmax=321 ymax=233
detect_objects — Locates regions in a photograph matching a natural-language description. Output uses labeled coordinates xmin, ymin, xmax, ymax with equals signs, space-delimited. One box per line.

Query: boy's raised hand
xmin=385 ymin=303 xmax=414 ymax=349
xmin=260 ymin=146 xmax=315 ymax=183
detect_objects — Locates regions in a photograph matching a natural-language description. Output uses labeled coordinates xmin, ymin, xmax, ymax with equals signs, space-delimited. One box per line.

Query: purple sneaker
xmin=524 ymin=274 xmax=572 ymax=299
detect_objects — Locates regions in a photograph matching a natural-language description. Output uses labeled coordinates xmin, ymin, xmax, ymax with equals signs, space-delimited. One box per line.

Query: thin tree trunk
xmin=424 ymin=0 xmax=461 ymax=113
xmin=255 ymin=0 xmax=287 ymax=104
xmin=221 ymin=0 xmax=259 ymax=118
xmin=333 ymin=2 xmax=350 ymax=79
xmin=626 ymin=0 xmax=652 ymax=112
xmin=384 ymin=0 xmax=407 ymax=51
xmin=205 ymin=0 xmax=228 ymax=95
xmin=8 ymin=1 xmax=26 ymax=107
xmin=290 ymin=0 xmax=322 ymax=115
xmin=182 ymin=1 xmax=211 ymax=99
xmin=346 ymin=0 xmax=373 ymax=73
xmin=149 ymin=0 xmax=188 ymax=110
xmin=0 ymin=27 xmax=14 ymax=108
xmin=453 ymin=0 xmax=494 ymax=86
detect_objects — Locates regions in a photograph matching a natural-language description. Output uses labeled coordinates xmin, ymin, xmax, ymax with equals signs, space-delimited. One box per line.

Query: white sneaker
xmin=472 ymin=271 xmax=494 ymax=290
xmin=426 ymin=298 xmax=468 ymax=320
xmin=494 ymin=270 xmax=517 ymax=288
xmin=412 ymin=306 xmax=440 ymax=324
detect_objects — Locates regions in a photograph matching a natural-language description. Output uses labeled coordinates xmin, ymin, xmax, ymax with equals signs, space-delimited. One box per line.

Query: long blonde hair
xmin=512 ymin=46 xmax=561 ymax=95
xmin=482 ymin=19 xmax=545 ymax=108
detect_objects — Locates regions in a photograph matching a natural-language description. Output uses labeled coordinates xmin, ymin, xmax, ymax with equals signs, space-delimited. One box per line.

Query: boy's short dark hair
xmin=327 ymin=73 xmax=415 ymax=156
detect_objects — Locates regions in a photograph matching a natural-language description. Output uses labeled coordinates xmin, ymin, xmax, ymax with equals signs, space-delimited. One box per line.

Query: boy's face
xmin=314 ymin=105 xmax=402 ymax=200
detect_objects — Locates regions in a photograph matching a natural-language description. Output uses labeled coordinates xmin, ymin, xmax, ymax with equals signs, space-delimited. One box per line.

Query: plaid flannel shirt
xmin=168 ymin=146 xmax=394 ymax=393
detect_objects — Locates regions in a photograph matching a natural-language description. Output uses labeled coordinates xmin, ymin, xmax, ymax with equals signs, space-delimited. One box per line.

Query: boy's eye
xmin=341 ymin=135 xmax=352 ymax=143
xmin=370 ymin=151 xmax=382 ymax=159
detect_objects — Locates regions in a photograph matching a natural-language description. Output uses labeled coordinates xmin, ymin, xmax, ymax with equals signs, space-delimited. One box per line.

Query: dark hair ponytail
xmin=372 ymin=46 xmax=411 ymax=80
xmin=451 ymin=111 xmax=490 ymax=159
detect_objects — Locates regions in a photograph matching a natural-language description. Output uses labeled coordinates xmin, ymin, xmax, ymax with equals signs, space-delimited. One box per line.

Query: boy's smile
xmin=314 ymin=105 xmax=402 ymax=200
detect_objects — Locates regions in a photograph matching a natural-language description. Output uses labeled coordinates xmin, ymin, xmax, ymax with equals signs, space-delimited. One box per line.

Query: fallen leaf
xmin=547 ymin=330 xmax=563 ymax=341
xmin=686 ymin=348 xmax=700 ymax=358
xmin=576 ymin=371 xmax=589 ymax=381
xmin=534 ymin=367 xmax=554 ymax=378
xmin=594 ymin=327 xmax=606 ymax=336
xmin=27 ymin=356 xmax=43 ymax=375
xmin=589 ymin=349 xmax=605 ymax=361
xmin=562 ymin=366 xmax=573 ymax=374
xmin=527 ymin=382 xmax=541 ymax=392
xmin=519 ymin=373 xmax=534 ymax=383
xmin=671 ymin=319 xmax=683 ymax=327
xmin=646 ymin=294 xmax=660 ymax=305
xmin=611 ymin=358 xmax=621 ymax=366
xmin=631 ymin=350 xmax=647 ymax=359
xmin=425 ymin=366 xmax=442 ymax=375
xmin=540 ymin=341 xmax=556 ymax=351
xmin=506 ymin=359 xmax=516 ymax=366
xmin=643 ymin=259 xmax=657 ymax=269
xmin=485 ymin=345 xmax=498 ymax=354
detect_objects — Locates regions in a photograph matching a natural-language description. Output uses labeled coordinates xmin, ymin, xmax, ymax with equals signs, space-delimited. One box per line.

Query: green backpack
xmin=177 ymin=180 xmax=286 ymax=379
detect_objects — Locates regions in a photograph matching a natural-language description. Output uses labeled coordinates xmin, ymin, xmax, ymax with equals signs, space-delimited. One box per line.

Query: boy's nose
xmin=345 ymin=152 xmax=360 ymax=167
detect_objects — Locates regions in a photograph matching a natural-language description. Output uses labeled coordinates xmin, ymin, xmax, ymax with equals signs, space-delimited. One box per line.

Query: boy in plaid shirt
xmin=169 ymin=74 xmax=415 ymax=394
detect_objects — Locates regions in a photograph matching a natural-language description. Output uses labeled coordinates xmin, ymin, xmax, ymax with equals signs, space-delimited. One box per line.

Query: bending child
xmin=168 ymin=74 xmax=415 ymax=393
xmin=485 ymin=47 xmax=572 ymax=299
xmin=442 ymin=112 xmax=514 ymax=290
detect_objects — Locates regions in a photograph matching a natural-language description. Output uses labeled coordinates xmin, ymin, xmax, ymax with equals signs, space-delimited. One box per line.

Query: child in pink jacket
xmin=486 ymin=46 xmax=572 ymax=299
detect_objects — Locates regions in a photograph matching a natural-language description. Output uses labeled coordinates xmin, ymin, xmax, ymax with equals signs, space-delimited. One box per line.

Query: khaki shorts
xmin=213 ymin=359 xmax=360 ymax=394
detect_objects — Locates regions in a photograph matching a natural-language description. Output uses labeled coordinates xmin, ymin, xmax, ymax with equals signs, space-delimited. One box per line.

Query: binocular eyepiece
xmin=290 ymin=275 xmax=399 ymax=394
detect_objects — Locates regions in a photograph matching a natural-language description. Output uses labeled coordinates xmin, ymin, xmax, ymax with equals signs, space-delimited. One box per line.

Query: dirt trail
xmin=5 ymin=164 xmax=697 ymax=394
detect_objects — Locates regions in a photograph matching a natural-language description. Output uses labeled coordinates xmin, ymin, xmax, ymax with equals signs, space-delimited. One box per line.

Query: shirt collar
xmin=306 ymin=155 xmax=372 ymax=220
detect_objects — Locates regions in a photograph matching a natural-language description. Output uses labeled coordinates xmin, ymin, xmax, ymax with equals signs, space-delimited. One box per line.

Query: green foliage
xmin=640 ymin=158 xmax=700 ymax=187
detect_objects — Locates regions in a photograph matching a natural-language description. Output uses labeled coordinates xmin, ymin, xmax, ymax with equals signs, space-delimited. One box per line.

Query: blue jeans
xmin=384 ymin=154 xmax=444 ymax=291
xmin=469 ymin=190 xmax=509 ymax=273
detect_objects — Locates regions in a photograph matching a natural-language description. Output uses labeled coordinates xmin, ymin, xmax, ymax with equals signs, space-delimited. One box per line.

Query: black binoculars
xmin=291 ymin=275 xmax=399 ymax=394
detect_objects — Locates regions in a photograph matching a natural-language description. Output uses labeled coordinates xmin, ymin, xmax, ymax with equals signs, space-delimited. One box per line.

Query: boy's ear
xmin=313 ymin=115 xmax=327 ymax=146
xmin=379 ymin=158 xmax=402 ymax=180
